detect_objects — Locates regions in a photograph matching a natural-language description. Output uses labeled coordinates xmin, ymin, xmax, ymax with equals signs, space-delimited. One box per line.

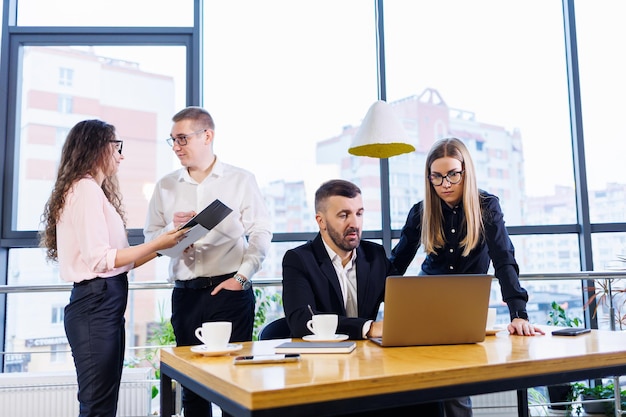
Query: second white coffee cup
xmin=486 ymin=308 xmax=497 ymax=330
xmin=195 ymin=321 xmax=232 ymax=348
xmin=306 ymin=314 xmax=338 ymax=339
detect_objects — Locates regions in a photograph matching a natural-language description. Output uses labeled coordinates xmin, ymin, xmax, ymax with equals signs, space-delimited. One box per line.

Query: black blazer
xmin=282 ymin=233 xmax=396 ymax=339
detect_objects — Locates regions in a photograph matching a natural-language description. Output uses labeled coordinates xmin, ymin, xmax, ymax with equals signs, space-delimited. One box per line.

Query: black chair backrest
xmin=258 ymin=317 xmax=291 ymax=340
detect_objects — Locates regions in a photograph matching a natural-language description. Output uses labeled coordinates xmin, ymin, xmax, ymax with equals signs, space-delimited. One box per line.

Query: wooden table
xmin=160 ymin=328 xmax=626 ymax=417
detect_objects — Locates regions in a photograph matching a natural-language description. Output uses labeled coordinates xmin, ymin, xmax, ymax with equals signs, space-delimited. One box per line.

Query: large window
xmin=384 ymin=1 xmax=573 ymax=228
xmin=203 ymin=0 xmax=379 ymax=237
xmin=3 ymin=0 xmax=626 ymax=376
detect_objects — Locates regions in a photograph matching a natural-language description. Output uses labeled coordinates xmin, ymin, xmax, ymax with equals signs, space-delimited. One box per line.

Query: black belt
xmin=74 ymin=277 xmax=105 ymax=287
xmin=73 ymin=273 xmax=128 ymax=287
xmin=174 ymin=272 xmax=236 ymax=289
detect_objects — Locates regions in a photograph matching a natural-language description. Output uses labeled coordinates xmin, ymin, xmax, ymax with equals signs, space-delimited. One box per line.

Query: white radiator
xmin=0 ymin=367 xmax=153 ymax=417
xmin=472 ymin=390 xmax=519 ymax=416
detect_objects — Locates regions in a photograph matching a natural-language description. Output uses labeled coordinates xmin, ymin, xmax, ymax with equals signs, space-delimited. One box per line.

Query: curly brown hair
xmin=40 ymin=119 xmax=127 ymax=261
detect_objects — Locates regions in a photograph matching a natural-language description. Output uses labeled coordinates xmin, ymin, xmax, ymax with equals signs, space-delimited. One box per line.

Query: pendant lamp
xmin=348 ymin=100 xmax=415 ymax=158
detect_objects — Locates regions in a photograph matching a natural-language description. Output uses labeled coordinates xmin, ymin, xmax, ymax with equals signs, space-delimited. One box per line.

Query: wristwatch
xmin=234 ymin=274 xmax=252 ymax=290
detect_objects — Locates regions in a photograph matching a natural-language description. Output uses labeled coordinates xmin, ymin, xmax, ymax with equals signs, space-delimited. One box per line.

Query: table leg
xmin=517 ymin=389 xmax=529 ymax=417
xmin=161 ymin=372 xmax=174 ymax=417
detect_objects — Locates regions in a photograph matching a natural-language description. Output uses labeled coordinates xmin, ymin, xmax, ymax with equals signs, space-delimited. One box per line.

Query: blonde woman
xmin=40 ymin=119 xmax=185 ymax=417
xmin=390 ymin=137 xmax=544 ymax=417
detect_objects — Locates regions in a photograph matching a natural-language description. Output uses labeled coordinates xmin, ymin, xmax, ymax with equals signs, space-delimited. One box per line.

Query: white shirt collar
xmin=321 ymin=237 xmax=357 ymax=268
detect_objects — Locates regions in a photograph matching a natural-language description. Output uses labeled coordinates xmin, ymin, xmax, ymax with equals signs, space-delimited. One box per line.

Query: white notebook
xmin=274 ymin=341 xmax=356 ymax=354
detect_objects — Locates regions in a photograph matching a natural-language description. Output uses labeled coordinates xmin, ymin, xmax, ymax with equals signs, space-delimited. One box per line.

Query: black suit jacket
xmin=282 ymin=234 xmax=396 ymax=339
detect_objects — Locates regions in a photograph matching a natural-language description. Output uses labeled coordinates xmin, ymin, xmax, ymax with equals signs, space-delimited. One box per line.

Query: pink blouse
xmin=56 ymin=177 xmax=132 ymax=283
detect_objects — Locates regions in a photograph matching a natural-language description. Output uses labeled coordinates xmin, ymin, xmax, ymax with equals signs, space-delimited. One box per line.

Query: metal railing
xmin=2 ymin=271 xmax=625 ymax=292
xmin=0 ymin=277 xmax=284 ymax=294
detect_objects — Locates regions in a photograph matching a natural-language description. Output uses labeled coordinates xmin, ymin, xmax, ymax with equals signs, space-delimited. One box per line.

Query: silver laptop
xmin=370 ymin=274 xmax=494 ymax=347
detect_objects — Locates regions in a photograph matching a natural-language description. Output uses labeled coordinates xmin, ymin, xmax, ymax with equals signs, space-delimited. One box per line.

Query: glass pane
xmin=203 ymin=1 xmax=379 ymax=235
xmin=512 ymin=234 xmax=581 ymax=273
xmin=257 ymin=241 xmax=307 ymax=280
xmin=384 ymin=1 xmax=574 ymax=227
xmin=512 ymin=234 xmax=583 ymax=326
xmin=576 ymin=1 xmax=626 ymax=223
xmin=592 ymin=232 xmax=626 ymax=270
xmin=17 ymin=0 xmax=193 ymax=27
xmin=5 ymin=249 xmax=72 ymax=372
xmin=591 ymin=233 xmax=626 ymax=330
xmin=14 ymin=45 xmax=186 ymax=230
xmin=521 ymin=278 xmax=584 ymax=327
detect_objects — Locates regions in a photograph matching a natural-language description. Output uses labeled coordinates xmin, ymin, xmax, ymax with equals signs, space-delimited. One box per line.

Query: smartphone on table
xmin=551 ymin=328 xmax=591 ymax=336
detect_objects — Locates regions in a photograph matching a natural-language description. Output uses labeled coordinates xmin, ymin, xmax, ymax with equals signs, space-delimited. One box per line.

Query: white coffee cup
xmin=306 ymin=314 xmax=338 ymax=339
xmin=486 ymin=308 xmax=497 ymax=330
xmin=195 ymin=321 xmax=232 ymax=348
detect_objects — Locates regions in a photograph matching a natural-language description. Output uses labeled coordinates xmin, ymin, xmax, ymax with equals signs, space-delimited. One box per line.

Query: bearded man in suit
xmin=282 ymin=179 xmax=391 ymax=340
xmin=281 ymin=179 xmax=443 ymax=416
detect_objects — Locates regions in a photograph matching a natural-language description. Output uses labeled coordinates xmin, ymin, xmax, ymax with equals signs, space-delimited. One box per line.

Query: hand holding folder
xmin=157 ymin=199 xmax=233 ymax=257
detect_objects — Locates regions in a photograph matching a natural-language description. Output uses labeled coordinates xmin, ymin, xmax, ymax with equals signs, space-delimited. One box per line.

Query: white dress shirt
xmin=322 ymin=240 xmax=359 ymax=316
xmin=144 ymin=158 xmax=272 ymax=282
xmin=321 ymin=240 xmax=372 ymax=337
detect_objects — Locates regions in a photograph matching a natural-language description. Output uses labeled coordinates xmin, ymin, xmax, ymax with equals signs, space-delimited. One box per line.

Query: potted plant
xmin=583 ymin=277 xmax=626 ymax=330
xmin=527 ymin=387 xmax=550 ymax=416
xmin=571 ymin=382 xmax=626 ymax=416
xmin=545 ymin=301 xmax=583 ymax=411
xmin=547 ymin=300 xmax=583 ymax=328
xmin=253 ymin=287 xmax=283 ymax=340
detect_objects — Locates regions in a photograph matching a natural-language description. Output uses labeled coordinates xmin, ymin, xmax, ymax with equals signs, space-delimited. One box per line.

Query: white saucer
xmin=486 ymin=326 xmax=506 ymax=336
xmin=190 ymin=343 xmax=243 ymax=356
xmin=302 ymin=334 xmax=349 ymax=342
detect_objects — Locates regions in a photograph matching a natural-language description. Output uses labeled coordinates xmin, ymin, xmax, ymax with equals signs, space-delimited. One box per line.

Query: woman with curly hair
xmin=40 ymin=119 xmax=185 ymax=417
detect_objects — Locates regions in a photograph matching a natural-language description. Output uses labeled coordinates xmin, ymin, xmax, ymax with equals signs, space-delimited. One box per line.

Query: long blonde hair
xmin=40 ymin=119 xmax=126 ymax=261
xmin=422 ymin=138 xmax=483 ymax=256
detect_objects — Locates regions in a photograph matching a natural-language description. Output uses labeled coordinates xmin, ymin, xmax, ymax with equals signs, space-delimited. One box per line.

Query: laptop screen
xmin=371 ymin=274 xmax=493 ymax=347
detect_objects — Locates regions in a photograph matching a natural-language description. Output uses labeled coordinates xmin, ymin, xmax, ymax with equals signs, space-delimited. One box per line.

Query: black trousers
xmin=443 ymin=396 xmax=472 ymax=417
xmin=64 ymin=274 xmax=129 ymax=417
xmin=171 ymin=281 xmax=255 ymax=417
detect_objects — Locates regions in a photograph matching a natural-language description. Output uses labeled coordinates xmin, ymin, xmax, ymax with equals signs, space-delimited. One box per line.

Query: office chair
xmin=258 ymin=317 xmax=291 ymax=340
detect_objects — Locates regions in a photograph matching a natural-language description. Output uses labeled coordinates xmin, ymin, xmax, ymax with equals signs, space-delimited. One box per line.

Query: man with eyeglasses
xmin=144 ymin=106 xmax=272 ymax=417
